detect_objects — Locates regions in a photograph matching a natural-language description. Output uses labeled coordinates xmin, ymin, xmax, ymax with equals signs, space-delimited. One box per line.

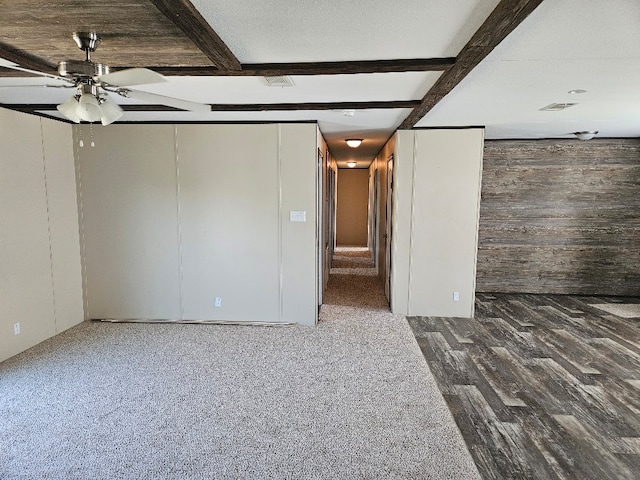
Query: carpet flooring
xmin=0 ymin=248 xmax=479 ymax=479
xmin=408 ymin=292 xmax=640 ymax=480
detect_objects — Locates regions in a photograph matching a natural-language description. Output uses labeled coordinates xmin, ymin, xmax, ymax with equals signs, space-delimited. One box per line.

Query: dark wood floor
xmin=408 ymin=293 xmax=640 ymax=480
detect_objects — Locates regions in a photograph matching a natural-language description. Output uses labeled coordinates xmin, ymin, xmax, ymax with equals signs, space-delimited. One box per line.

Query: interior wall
xmin=367 ymin=162 xmax=376 ymax=255
xmin=318 ymin=131 xmax=333 ymax=299
xmin=76 ymin=125 xmax=182 ymax=320
xmin=375 ymin=135 xmax=396 ymax=298
xmin=76 ymin=123 xmax=318 ymax=326
xmin=336 ymin=168 xmax=369 ymax=246
xmin=0 ymin=109 xmax=83 ymax=363
xmin=280 ymin=124 xmax=319 ymax=322
xmin=177 ymin=124 xmax=280 ymax=321
xmin=477 ymin=139 xmax=640 ymax=296
xmin=393 ymin=128 xmax=484 ymax=318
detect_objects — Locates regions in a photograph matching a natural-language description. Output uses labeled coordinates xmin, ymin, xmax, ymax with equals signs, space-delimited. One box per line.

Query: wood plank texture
xmin=0 ymin=41 xmax=57 ymax=75
xmin=408 ymin=293 xmax=640 ymax=480
xmin=477 ymin=139 xmax=640 ymax=296
xmin=149 ymin=0 xmax=241 ymax=71
xmin=400 ymin=0 xmax=544 ymax=129
xmin=0 ymin=0 xmax=215 ymax=68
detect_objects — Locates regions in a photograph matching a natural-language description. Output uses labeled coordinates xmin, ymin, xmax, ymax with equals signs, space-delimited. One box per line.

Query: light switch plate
xmin=290 ymin=210 xmax=306 ymax=222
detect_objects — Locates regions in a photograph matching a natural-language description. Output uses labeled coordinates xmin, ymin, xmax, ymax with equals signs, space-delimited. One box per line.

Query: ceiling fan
xmin=488 ymin=124 xmax=600 ymax=141
xmin=2 ymin=32 xmax=211 ymax=125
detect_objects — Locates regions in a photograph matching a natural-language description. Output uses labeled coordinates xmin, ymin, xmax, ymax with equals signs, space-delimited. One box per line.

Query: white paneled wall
xmin=41 ymin=120 xmax=85 ymax=332
xmin=177 ymin=125 xmax=280 ymax=322
xmin=280 ymin=124 xmax=318 ymax=323
xmin=0 ymin=109 xmax=83 ymax=362
xmin=76 ymin=123 xmax=318 ymax=326
xmin=392 ymin=128 xmax=484 ymax=318
xmin=76 ymin=125 xmax=182 ymax=320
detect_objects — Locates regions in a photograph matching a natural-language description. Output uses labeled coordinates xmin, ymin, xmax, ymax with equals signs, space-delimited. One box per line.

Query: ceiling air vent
xmin=539 ymin=102 xmax=577 ymax=111
xmin=263 ymin=75 xmax=295 ymax=87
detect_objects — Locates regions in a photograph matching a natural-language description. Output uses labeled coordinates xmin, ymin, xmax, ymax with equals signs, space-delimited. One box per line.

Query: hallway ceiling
xmin=0 ymin=0 xmax=638 ymax=167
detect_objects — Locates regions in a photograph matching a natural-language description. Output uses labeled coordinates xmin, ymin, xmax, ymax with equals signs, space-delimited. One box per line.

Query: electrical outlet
xmin=453 ymin=292 xmax=460 ymax=302
xmin=13 ymin=322 xmax=20 ymax=335
xmin=214 ymin=297 xmax=222 ymax=308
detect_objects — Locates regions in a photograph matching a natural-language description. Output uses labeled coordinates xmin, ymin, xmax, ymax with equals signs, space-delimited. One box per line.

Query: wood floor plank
xmin=408 ymin=293 xmax=640 ymax=479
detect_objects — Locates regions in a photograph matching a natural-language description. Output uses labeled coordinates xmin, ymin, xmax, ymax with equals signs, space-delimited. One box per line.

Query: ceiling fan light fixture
xmin=56 ymin=96 xmax=82 ymax=123
xmin=99 ymin=98 xmax=124 ymax=126
xmin=574 ymin=130 xmax=598 ymax=140
xmin=77 ymin=91 xmax=102 ymax=122
xmin=346 ymin=139 xmax=362 ymax=148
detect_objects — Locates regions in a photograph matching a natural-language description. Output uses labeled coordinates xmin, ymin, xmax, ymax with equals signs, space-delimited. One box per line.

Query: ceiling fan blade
xmin=118 ymin=89 xmax=211 ymax=113
xmin=98 ymin=68 xmax=166 ymax=87
xmin=0 ymin=83 xmax=74 ymax=88
xmin=0 ymin=58 xmax=72 ymax=83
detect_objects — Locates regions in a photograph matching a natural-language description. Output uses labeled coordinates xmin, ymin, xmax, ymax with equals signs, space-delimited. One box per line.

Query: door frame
xmin=384 ymin=154 xmax=394 ymax=305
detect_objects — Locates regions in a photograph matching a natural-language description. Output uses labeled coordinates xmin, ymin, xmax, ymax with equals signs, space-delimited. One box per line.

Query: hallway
xmin=323 ymin=247 xmax=388 ymax=310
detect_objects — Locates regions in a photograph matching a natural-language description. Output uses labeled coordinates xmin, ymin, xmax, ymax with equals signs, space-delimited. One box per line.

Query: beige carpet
xmin=0 ymin=248 xmax=480 ymax=479
xmin=589 ymin=303 xmax=640 ymax=318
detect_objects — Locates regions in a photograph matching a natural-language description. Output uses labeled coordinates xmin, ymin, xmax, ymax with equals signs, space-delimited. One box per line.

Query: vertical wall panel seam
xmin=39 ymin=119 xmax=58 ymax=332
xmin=277 ymin=125 xmax=283 ymax=322
xmin=174 ymin=125 xmax=185 ymax=320
xmin=407 ymin=131 xmax=418 ymax=315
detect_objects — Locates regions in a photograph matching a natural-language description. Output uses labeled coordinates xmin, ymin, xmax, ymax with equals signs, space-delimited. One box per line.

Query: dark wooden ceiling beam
xmin=149 ymin=0 xmax=241 ymax=71
xmin=0 ymin=57 xmax=455 ymax=78
xmin=144 ymin=57 xmax=456 ymax=76
xmin=400 ymin=0 xmax=545 ymax=129
xmin=0 ymin=41 xmax=57 ymax=75
xmin=2 ymin=100 xmax=419 ymax=113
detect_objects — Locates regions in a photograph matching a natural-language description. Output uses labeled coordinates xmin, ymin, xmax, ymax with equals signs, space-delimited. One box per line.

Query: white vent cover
xmin=263 ymin=75 xmax=295 ymax=87
xmin=539 ymin=102 xmax=577 ymax=111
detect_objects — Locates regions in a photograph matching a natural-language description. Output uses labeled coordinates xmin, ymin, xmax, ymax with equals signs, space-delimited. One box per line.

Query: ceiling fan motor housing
xmin=59 ymin=32 xmax=108 ymax=81
xmin=58 ymin=59 xmax=109 ymax=80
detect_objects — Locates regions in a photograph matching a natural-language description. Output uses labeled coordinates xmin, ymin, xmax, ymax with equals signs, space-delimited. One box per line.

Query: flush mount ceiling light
xmin=346 ymin=139 xmax=363 ymax=148
xmin=568 ymin=89 xmax=587 ymax=94
xmin=574 ymin=131 xmax=598 ymax=140
xmin=346 ymin=161 xmax=357 ymax=168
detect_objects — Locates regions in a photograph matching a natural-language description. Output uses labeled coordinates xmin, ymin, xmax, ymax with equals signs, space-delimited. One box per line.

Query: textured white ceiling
xmin=122 ymin=71 xmax=440 ymax=104
xmin=0 ymin=71 xmax=439 ymax=104
xmin=189 ymin=0 xmax=501 ymax=62
xmin=416 ymin=0 xmax=640 ymax=139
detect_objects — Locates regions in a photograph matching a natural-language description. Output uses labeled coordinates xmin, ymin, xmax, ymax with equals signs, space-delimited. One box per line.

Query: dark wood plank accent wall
xmin=476 ymin=139 xmax=640 ymax=296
